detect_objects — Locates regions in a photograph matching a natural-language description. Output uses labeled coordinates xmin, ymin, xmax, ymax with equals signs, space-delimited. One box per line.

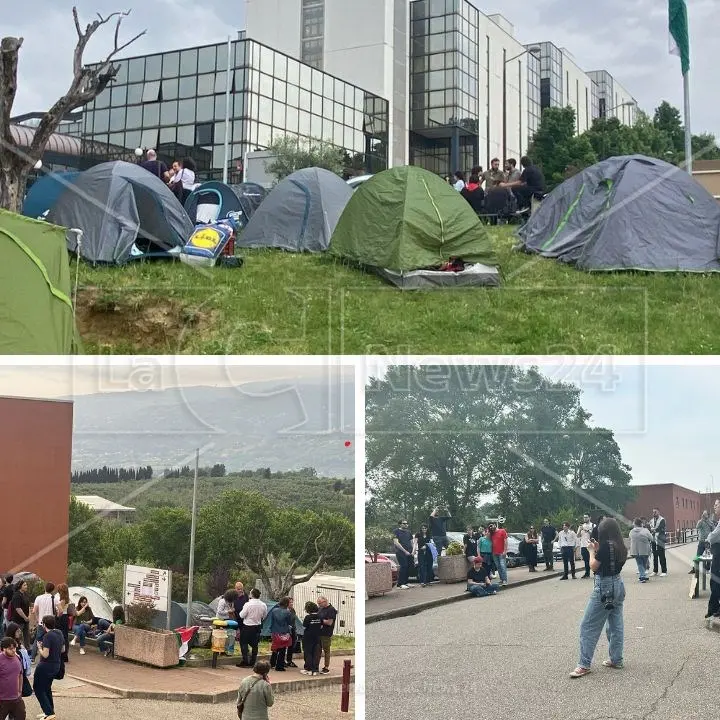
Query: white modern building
xmin=245 ymin=0 xmax=638 ymax=176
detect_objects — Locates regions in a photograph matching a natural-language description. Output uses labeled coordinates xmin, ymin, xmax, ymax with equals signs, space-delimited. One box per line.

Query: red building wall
xmin=623 ymin=483 xmax=716 ymax=535
xmin=0 ymin=396 xmax=73 ymax=583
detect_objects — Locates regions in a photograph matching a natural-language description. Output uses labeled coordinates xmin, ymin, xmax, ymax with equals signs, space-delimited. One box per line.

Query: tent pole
xmin=683 ymin=70 xmax=692 ymax=174
xmin=223 ymin=35 xmax=232 ymax=185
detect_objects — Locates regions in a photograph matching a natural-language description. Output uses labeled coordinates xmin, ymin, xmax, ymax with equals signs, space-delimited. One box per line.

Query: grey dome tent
xmin=239 ymin=167 xmax=352 ymax=252
xmin=516 ymin=155 xmax=720 ymax=272
xmin=48 ymin=161 xmax=194 ymax=265
xmin=230 ymin=182 xmax=267 ymax=222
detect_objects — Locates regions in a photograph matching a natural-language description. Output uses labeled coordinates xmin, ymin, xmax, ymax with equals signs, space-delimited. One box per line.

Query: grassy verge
xmin=73 ymin=230 xmax=720 ymax=354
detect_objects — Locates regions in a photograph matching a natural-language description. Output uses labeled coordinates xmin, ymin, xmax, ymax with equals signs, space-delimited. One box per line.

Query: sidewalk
xmin=367 ymin=561 xmax=572 ymax=623
xmin=61 ymin=648 xmax=353 ymax=703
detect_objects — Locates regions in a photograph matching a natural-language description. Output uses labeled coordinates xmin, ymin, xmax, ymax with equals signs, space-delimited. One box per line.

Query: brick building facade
xmin=0 ymin=396 xmax=73 ymax=582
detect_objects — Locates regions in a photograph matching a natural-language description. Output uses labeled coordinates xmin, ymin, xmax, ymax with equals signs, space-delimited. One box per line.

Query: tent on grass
xmin=184 ymin=181 xmax=243 ymax=224
xmin=0 ymin=209 xmax=80 ymax=354
xmin=22 ymin=171 xmax=80 ymax=220
xmin=329 ymin=165 xmax=500 ymax=288
xmin=229 ymin=182 xmax=267 ymax=221
xmin=47 ymin=161 xmax=194 ymax=265
xmin=516 ymin=154 xmax=720 ymax=271
xmin=239 ymin=167 xmax=352 ymax=252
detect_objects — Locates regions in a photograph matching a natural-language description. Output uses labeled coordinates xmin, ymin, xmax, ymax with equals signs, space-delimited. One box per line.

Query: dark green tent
xmin=0 ymin=209 xmax=79 ymax=353
xmin=330 ymin=166 xmax=499 ymax=287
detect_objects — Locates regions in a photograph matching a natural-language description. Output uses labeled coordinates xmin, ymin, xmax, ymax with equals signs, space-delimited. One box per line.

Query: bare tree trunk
xmin=0 ymin=161 xmax=27 ymax=214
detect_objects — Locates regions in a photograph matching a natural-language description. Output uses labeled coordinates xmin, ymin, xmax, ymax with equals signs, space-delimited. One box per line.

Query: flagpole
xmin=683 ymin=71 xmax=692 ymax=174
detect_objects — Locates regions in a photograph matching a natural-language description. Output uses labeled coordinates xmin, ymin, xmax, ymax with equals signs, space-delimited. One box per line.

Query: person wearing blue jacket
xmin=267 ymin=598 xmax=293 ymax=671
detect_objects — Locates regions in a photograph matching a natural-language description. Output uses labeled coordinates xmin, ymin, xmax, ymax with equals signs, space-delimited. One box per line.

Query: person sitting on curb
xmin=466 ymin=556 xmax=499 ymax=597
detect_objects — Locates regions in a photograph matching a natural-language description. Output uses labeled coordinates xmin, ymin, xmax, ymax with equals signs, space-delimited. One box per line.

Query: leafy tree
xmin=96 ymin=561 xmax=125 ymax=603
xmin=265 ymin=135 xmax=345 ymax=182
xmin=68 ymin=496 xmax=106 ymax=571
xmin=98 ymin=521 xmax=142 ymax=566
xmin=66 ymin=561 xmax=94 ymax=587
xmin=137 ymin=507 xmax=192 ymax=572
xmin=196 ymin=491 xmax=353 ymax=600
xmin=653 ymin=101 xmax=684 ymax=152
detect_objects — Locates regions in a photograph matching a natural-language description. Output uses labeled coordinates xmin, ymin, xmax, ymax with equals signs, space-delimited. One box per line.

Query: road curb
xmin=366 ymin=569 xmax=571 ymax=624
xmin=185 ymin=648 xmax=355 ymax=668
xmin=65 ymin=671 xmax=352 ymax=704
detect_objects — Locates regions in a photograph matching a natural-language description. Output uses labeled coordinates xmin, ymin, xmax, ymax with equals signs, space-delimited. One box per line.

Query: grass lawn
xmin=74 ymin=228 xmax=720 ymax=354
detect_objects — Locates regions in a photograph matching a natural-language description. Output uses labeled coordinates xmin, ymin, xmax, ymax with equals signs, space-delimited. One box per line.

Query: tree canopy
xmin=265 ymin=135 xmax=345 ymax=182
xmin=366 ymin=365 xmax=635 ymax=531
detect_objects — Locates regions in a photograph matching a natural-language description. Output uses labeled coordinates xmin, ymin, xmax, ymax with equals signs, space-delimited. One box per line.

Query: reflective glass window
xmin=109 ymin=108 xmax=125 ymax=132
xmin=160 ymin=101 xmax=178 ymax=126
xmin=159 ymin=126 xmax=176 ymax=144
xmin=196 ymin=96 xmax=214 ymax=122
xmin=177 ymin=125 xmax=194 ymax=145
xmin=125 ymin=106 xmax=143 ymax=129
xmin=273 ymin=100 xmax=286 ymax=128
xmin=273 ymin=78 xmax=287 ymax=104
xmin=145 ymin=55 xmax=162 ymax=81
xmin=198 ymin=46 xmax=217 ymax=73
xmin=163 ymin=77 xmax=179 ymax=100
xmin=179 ymin=76 xmax=196 ymax=99
xmin=180 ymin=49 xmax=197 ymax=75
xmin=142 ymin=81 xmax=161 ymax=103
xmin=163 ymin=52 xmax=180 ymax=78
xmin=178 ymin=99 xmax=196 ymax=123
xmin=111 ymin=85 xmax=127 ymax=107
xmin=143 ymin=103 xmax=160 ymax=126
xmin=94 ymin=109 xmax=110 ymax=133
xmin=128 ymin=58 xmax=145 ymax=82
xmin=197 ymin=73 xmax=215 ymax=96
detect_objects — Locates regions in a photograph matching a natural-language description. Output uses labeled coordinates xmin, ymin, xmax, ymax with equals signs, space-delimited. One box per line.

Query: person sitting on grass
xmin=97 ymin=606 xmax=124 ymax=658
xmin=466 ymin=556 xmax=499 ymax=597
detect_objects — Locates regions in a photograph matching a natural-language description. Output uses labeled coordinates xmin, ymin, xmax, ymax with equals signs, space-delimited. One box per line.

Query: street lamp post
xmin=503 ymin=47 xmax=539 ymax=166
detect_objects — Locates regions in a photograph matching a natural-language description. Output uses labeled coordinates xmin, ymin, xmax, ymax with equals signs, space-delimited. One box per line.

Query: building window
xmin=142 ymin=81 xmax=162 ymax=103
xmin=195 ymin=122 xmax=214 ymax=146
xmin=302 ymin=0 xmax=324 ymax=69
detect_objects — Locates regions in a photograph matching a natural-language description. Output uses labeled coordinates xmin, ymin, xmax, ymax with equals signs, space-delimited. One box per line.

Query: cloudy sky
xmin=4 ymin=0 xmax=718 ymax=137
xmin=364 ymin=360 xmax=720 ymax=493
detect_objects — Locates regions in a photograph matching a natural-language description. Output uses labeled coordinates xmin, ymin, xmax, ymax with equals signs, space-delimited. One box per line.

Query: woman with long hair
xmin=97 ymin=606 xmax=125 ymax=658
xmin=414 ymin=524 xmax=434 ymax=586
xmin=525 ymin=525 xmax=539 ymax=572
xmin=55 ymin=583 xmax=74 ymax=663
xmin=4 ymin=621 xmax=32 ymax=698
xmin=570 ymin=517 xmax=628 ymax=678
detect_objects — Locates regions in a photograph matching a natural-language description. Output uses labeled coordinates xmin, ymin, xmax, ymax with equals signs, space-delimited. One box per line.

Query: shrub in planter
xmin=115 ymin=600 xmax=179 ymax=668
xmin=437 ymin=542 xmax=467 ymax=583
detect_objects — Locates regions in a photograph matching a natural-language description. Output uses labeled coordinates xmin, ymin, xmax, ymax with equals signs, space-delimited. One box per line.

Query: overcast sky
xmin=4 ymin=0 xmax=718 ymax=138
xmin=364 ymin=361 xmax=720 ymax=493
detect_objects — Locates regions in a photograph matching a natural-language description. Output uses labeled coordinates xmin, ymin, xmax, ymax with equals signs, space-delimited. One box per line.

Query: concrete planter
xmin=437 ymin=554 xmax=467 ymax=583
xmin=114 ymin=624 xmax=180 ymax=668
xmin=366 ymin=561 xmax=393 ymax=597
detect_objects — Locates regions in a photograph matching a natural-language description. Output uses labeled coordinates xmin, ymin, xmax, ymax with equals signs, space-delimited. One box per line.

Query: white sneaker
xmin=70 ymin=638 xmax=76 ymax=646
xmin=649 ymin=572 xmax=656 ymax=577
xmin=660 ymin=572 xmax=667 ymax=577
xmin=79 ymin=648 xmax=86 ymax=655
xmin=400 ymin=584 xmax=410 ymax=589
xmin=635 ymin=569 xmax=639 ymax=574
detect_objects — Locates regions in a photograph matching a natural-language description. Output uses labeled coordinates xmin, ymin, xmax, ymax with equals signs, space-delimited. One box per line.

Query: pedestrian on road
xmin=466 ymin=556 xmax=499 ymax=597
xmin=540 ymin=519 xmax=557 ymax=571
xmin=414 ymin=524 xmax=434 ymax=587
xmin=641 ymin=517 xmax=652 ymax=571
xmin=524 ymin=526 xmax=539 ymax=572
xmin=0 ymin=636 xmax=26 ymax=720
xmin=570 ymin=517 xmax=628 ymax=678
xmin=429 ymin=508 xmax=451 ymax=557
xmin=692 ymin=510 xmax=716 ymax=573
xmin=236 ymin=660 xmax=274 ymax=720
xmin=33 ymin=614 xmax=64 ymax=719
xmin=478 ymin=527 xmax=494 ymax=577
xmin=392 ymin=520 xmax=414 ymax=589
xmin=704 ymin=498 xmax=720 ymax=619
xmin=578 ymin=515 xmax=594 ymax=578
xmin=628 ymin=518 xmax=653 ymax=583
xmin=649 ymin=508 xmax=668 ymax=576
xmin=558 ymin=522 xmax=578 ymax=580
xmin=490 ymin=521 xmax=509 ymax=586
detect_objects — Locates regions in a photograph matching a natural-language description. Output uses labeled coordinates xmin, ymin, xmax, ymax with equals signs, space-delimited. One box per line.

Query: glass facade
xmin=590 ymin=79 xmax=600 ymax=122
xmin=301 ymin=0 xmax=325 ymax=70
xmin=409 ymin=0 xmax=479 ymax=175
xmin=81 ymin=38 xmax=388 ymax=180
xmin=589 ymin=70 xmax=613 ymax=119
xmin=526 ymin=50 xmax=541 ymax=147
xmin=536 ymin=41 xmax=562 ymax=110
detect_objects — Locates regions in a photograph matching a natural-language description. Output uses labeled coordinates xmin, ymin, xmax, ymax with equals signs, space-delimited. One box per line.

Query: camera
xmin=600 ymin=594 xmax=615 ymax=610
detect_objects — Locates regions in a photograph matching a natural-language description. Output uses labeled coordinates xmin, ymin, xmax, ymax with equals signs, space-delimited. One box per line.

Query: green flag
xmin=669 ymin=0 xmax=690 ymax=76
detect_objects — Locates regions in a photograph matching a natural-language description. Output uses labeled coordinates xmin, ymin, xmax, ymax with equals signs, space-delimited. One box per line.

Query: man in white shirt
xmin=577 ymin=514 xmax=594 ymax=578
xmin=31 ymin=582 xmax=59 ymax=660
xmin=238 ymin=588 xmax=267 ymax=668
xmin=558 ymin=522 xmax=578 ymax=580
xmin=453 ymin=171 xmax=466 ymax=192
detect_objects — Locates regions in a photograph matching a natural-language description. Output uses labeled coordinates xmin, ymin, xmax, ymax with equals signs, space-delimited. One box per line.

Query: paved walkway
xmin=367 ymin=560 xmax=571 ymax=622
xmin=366 ymin=543 xmax=713 ymax=720
xmin=59 ymin=647 xmax=352 ymax=702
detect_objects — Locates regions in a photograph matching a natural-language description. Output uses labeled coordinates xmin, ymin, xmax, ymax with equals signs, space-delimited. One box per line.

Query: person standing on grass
xmin=392 ymin=520 xmax=414 ymax=589
xmin=704 ymin=499 xmax=720 ymax=619
xmin=466 ymin=556 xmax=499 ymax=597
xmin=317 ymin=596 xmax=337 ymax=675
xmin=490 ymin=521 xmax=508 ymax=586
xmin=236 ymin=660 xmax=274 ymax=720
xmin=649 ymin=508 xmax=668 ymax=576
xmin=558 ymin=522 xmax=578 ymax=580
xmin=570 ymin=518 xmax=628 ymax=678
xmin=629 ymin=518 xmax=653 ymax=583
xmin=540 ymin=520 xmax=557 ymax=571
xmin=238 ymin=590 xmax=267 ymax=669
xmin=33 ymin=615 xmax=64 ymax=719
xmin=414 ymin=524 xmax=434 ymax=587
xmin=578 ymin=515 xmax=594 ymax=578
xmin=300 ymin=602 xmax=322 ymax=676
xmin=0 ymin=637 xmax=25 ymax=720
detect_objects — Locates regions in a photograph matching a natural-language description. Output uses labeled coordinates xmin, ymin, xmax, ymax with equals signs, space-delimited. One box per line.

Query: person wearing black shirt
xmin=429 ymin=508 xmax=451 ymax=556
xmin=466 ymin=557 xmax=499 ymax=597
xmin=33 ymin=615 xmax=64 ymax=718
xmin=317 ymin=597 xmax=338 ymax=674
xmin=540 ymin=520 xmax=557 ymax=570
xmin=9 ymin=582 xmax=30 ymax=649
xmin=463 ymin=525 xmax=478 ymax=564
xmin=414 ymin=524 xmax=434 ymax=587
xmin=392 ymin=520 xmax=414 ymax=589
xmin=569 ymin=518 xmax=628 ymax=678
xmin=1 ymin=576 xmax=13 ymax=633
xmin=590 ymin=515 xmax=605 ymax=543
xmin=139 ymin=149 xmax=169 ymax=180
xmin=500 ymin=156 xmax=546 ymax=210
xmin=301 ymin=602 xmax=322 ymax=676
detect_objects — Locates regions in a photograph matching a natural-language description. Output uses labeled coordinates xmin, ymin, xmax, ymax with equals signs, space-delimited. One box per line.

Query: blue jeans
xmin=417 ymin=548 xmax=433 ymax=585
xmin=635 ymin=555 xmax=648 ymax=580
xmin=467 ymin=583 xmax=500 ymax=597
xmin=493 ymin=554 xmax=507 ymax=583
xmin=33 ymin=661 xmax=60 ymax=716
xmin=97 ymin=632 xmax=115 ymax=654
xmin=395 ymin=550 xmax=412 ymax=586
xmin=578 ymin=575 xmax=626 ymax=668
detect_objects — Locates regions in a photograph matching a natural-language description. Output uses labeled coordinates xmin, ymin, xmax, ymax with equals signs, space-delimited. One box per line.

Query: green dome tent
xmin=0 ymin=209 xmax=80 ymax=353
xmin=329 ymin=166 xmax=500 ymax=288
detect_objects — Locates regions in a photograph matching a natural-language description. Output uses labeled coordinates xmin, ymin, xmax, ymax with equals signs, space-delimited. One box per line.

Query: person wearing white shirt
xmin=453 ymin=171 xmax=466 ymax=192
xmin=558 ymin=522 xmax=578 ymax=580
xmin=705 ymin=499 xmax=720 ymax=618
xmin=168 ymin=158 xmax=198 ymax=202
xmin=577 ymin=515 xmax=594 ymax=579
xmin=238 ymin=589 xmax=267 ymax=668
xmin=31 ymin=583 xmax=60 ymax=660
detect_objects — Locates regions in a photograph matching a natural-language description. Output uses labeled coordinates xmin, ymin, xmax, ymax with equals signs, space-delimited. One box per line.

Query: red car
xmin=365 ymin=553 xmax=399 ymax=586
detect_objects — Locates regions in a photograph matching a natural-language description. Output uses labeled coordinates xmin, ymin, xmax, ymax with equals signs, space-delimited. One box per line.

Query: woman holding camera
xmin=570 ymin=517 xmax=628 ymax=678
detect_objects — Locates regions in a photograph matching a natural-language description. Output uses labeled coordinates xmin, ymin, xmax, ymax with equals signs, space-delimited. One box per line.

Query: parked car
xmin=365 ymin=552 xmax=398 ymax=586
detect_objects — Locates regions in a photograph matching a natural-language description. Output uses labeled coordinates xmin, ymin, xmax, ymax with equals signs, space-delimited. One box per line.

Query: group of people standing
xmin=139 ymin=149 xmax=198 ymax=203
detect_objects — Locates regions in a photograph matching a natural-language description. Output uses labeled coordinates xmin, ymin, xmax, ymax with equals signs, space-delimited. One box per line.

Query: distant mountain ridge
xmin=69 ymin=378 xmax=355 ymax=477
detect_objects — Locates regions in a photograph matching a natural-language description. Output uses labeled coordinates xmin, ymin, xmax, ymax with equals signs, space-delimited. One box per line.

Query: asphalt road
xmin=366 ymin=544 xmax=714 ymax=720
